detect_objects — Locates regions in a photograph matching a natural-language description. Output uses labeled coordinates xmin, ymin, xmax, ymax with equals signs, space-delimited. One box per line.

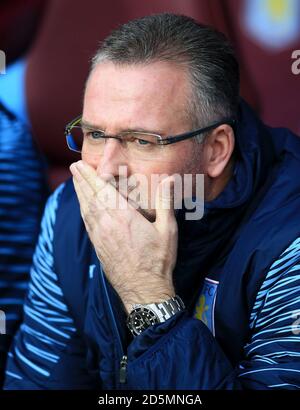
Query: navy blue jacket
xmin=4 ymin=101 xmax=300 ymax=389
xmin=0 ymin=103 xmax=48 ymax=387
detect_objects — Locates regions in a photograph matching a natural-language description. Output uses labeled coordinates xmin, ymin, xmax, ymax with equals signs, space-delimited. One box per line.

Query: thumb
xmin=154 ymin=176 xmax=176 ymax=233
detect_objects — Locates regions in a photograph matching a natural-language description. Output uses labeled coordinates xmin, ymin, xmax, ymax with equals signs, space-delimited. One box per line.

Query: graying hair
xmin=90 ymin=13 xmax=239 ymax=142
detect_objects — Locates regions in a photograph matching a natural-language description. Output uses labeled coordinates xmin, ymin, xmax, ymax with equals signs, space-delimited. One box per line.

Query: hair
xmin=90 ymin=13 xmax=239 ymax=140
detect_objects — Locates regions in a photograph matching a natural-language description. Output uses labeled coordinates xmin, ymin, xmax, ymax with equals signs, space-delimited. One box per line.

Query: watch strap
xmin=140 ymin=295 xmax=185 ymax=322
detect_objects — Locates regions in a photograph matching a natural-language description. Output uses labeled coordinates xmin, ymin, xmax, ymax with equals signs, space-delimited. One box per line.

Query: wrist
xmin=126 ymin=295 xmax=185 ymax=337
xmin=121 ymin=288 xmax=176 ymax=314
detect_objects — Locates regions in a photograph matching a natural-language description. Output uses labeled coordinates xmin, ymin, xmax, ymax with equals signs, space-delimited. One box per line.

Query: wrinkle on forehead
xmin=83 ymin=61 xmax=192 ymax=135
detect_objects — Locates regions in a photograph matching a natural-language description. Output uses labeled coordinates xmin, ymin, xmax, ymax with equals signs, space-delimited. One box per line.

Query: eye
xmin=90 ymin=131 xmax=104 ymax=139
xmin=137 ymin=138 xmax=151 ymax=145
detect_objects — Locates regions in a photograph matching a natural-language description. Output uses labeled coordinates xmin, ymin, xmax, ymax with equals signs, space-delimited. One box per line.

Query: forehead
xmin=83 ymin=61 xmax=191 ymax=132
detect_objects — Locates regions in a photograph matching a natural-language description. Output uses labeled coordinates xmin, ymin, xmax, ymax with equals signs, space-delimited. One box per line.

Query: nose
xmin=96 ymin=138 xmax=129 ymax=181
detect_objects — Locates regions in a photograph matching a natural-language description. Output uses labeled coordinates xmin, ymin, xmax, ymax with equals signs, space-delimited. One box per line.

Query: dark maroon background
xmin=1 ymin=0 xmax=299 ymax=189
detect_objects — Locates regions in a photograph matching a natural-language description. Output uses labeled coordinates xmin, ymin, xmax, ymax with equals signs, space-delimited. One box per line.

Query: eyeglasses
xmin=64 ymin=115 xmax=236 ymax=161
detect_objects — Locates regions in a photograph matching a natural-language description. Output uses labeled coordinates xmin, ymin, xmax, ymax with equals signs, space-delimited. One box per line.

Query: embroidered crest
xmin=194 ymin=278 xmax=219 ymax=336
xmin=243 ymin=0 xmax=300 ymax=50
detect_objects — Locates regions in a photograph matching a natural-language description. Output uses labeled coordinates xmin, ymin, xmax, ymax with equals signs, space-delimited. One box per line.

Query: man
xmin=4 ymin=13 xmax=300 ymax=389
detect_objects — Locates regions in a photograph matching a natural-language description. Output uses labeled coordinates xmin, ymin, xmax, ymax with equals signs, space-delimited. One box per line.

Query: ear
xmin=203 ymin=124 xmax=235 ymax=178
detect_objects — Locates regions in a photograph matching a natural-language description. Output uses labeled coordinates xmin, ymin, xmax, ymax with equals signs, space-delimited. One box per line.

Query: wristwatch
xmin=126 ymin=295 xmax=185 ymax=337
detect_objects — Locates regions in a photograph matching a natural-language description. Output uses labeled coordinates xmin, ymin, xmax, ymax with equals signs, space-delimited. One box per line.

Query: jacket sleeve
xmin=0 ymin=104 xmax=48 ymax=387
xmin=126 ymin=238 xmax=300 ymax=390
xmin=3 ymin=184 xmax=97 ymax=390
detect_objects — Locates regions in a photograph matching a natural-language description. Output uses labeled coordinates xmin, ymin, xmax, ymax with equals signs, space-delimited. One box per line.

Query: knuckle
xmin=169 ymin=221 xmax=178 ymax=236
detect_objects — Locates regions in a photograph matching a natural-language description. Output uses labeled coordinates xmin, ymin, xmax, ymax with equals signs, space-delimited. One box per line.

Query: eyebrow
xmin=81 ymin=119 xmax=165 ymax=136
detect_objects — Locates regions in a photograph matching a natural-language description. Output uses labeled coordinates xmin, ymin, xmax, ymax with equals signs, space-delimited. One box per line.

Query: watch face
xmin=127 ymin=307 xmax=159 ymax=336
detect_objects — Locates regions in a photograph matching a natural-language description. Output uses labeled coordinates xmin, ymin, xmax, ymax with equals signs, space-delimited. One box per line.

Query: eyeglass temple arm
xmin=161 ymin=118 xmax=236 ymax=145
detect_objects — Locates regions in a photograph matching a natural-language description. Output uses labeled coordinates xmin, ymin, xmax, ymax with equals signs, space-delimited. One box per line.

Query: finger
xmin=70 ymin=162 xmax=95 ymax=210
xmin=73 ymin=160 xmax=131 ymax=211
xmin=70 ymin=161 xmax=100 ymax=194
xmin=71 ymin=161 xmax=114 ymax=220
xmin=73 ymin=160 xmax=109 ymax=193
xmin=73 ymin=176 xmax=109 ymax=238
xmin=71 ymin=160 xmax=114 ymax=211
xmin=71 ymin=161 xmax=136 ymax=221
xmin=72 ymin=176 xmax=91 ymax=217
xmin=154 ymin=176 xmax=177 ymax=234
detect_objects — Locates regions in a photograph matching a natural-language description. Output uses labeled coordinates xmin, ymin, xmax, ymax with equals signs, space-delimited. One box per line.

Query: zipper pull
xmin=119 ymin=355 xmax=128 ymax=384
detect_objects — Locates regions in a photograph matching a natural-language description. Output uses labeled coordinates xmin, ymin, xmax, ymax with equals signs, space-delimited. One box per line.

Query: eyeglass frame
xmin=64 ymin=115 xmax=236 ymax=151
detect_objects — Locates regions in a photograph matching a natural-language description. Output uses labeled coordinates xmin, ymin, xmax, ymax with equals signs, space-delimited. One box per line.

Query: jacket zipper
xmin=99 ymin=264 xmax=128 ymax=385
xmin=119 ymin=355 xmax=128 ymax=384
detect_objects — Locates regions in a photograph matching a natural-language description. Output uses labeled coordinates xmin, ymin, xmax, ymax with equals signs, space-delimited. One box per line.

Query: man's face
xmin=82 ymin=61 xmax=205 ymax=220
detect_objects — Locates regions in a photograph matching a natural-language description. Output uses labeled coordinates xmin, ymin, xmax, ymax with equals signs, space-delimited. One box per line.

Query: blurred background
xmin=0 ymin=0 xmax=300 ymax=190
xmin=0 ymin=1 xmax=299 ymax=384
